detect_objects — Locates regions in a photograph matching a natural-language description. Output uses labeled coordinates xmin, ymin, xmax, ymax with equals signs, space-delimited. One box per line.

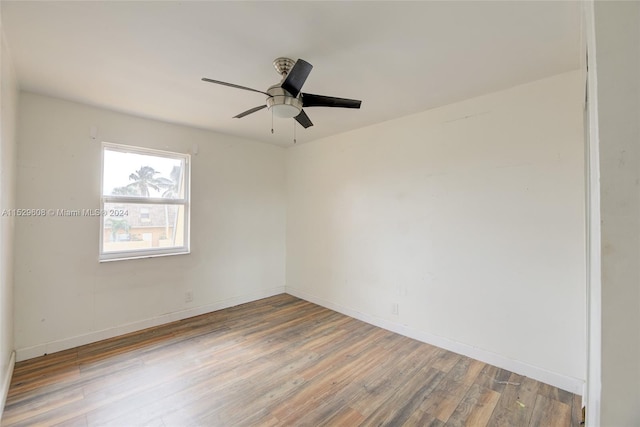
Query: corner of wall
xmin=0 ymin=9 xmax=19 ymax=419
xmin=0 ymin=351 xmax=15 ymax=420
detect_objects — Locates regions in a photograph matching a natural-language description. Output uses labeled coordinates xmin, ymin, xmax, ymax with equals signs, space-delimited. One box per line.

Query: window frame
xmin=99 ymin=142 xmax=191 ymax=262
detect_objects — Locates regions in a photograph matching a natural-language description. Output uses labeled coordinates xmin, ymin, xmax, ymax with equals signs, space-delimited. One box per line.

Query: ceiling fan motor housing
xmin=266 ymin=85 xmax=303 ymax=118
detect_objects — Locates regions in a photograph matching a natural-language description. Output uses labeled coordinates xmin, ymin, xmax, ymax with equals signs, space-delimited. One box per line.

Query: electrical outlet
xmin=392 ymin=303 xmax=399 ymax=315
xmin=395 ymin=285 xmax=408 ymax=296
xmin=185 ymin=291 xmax=193 ymax=303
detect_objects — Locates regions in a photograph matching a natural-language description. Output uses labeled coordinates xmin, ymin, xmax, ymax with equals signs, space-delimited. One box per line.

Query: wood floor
xmin=2 ymin=294 xmax=582 ymax=427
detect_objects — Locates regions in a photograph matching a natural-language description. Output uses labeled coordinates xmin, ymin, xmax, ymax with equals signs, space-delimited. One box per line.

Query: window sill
xmin=99 ymin=249 xmax=190 ymax=263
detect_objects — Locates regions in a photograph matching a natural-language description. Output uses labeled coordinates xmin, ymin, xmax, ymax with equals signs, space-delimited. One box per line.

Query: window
xmin=100 ymin=143 xmax=190 ymax=261
xmin=140 ymin=207 xmax=150 ymax=223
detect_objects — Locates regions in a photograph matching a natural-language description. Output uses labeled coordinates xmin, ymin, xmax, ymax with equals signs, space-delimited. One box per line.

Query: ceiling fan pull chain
xmin=271 ymin=109 xmax=274 ymax=134
xmin=293 ymin=119 xmax=297 ymax=144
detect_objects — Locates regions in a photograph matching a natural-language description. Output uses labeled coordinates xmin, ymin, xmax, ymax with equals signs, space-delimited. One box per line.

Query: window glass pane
xmin=103 ymin=149 xmax=184 ymax=199
xmin=102 ymin=202 xmax=186 ymax=253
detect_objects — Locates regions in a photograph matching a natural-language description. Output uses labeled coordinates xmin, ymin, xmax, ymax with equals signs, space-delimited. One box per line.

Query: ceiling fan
xmin=202 ymin=57 xmax=362 ymax=129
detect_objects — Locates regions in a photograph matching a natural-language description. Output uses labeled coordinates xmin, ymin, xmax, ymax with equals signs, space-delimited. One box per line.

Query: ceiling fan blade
xmin=234 ymin=105 xmax=267 ymax=118
xmin=301 ymin=93 xmax=362 ymax=109
xmin=202 ymin=78 xmax=270 ymax=96
xmin=281 ymin=59 xmax=313 ymax=97
xmin=294 ymin=110 xmax=313 ymax=128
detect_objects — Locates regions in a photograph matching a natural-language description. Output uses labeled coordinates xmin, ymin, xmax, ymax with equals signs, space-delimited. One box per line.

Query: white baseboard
xmin=16 ymin=286 xmax=285 ymax=362
xmin=286 ymin=287 xmax=584 ymax=395
xmin=1 ymin=351 xmax=15 ymax=421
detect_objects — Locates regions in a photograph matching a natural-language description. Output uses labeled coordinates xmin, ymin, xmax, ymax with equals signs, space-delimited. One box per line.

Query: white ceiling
xmin=1 ymin=1 xmax=581 ymax=147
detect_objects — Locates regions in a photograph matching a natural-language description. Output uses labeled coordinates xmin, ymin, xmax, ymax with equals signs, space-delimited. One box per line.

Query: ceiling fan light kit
xmin=202 ymin=57 xmax=362 ymax=136
xmin=265 ymin=86 xmax=303 ymax=118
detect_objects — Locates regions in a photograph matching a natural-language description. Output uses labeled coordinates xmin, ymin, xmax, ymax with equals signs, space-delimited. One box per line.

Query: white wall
xmin=286 ymin=71 xmax=585 ymax=393
xmin=10 ymin=69 xmax=588 ymax=396
xmin=14 ymin=93 xmax=286 ymax=360
xmin=592 ymin=2 xmax=640 ymax=426
xmin=0 ymin=7 xmax=18 ymax=416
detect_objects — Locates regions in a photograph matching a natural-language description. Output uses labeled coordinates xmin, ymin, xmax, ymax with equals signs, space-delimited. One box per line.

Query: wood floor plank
xmin=51 ymin=414 xmax=88 ymax=427
xmin=486 ymin=373 xmax=540 ymax=427
xmin=537 ymin=382 xmax=575 ymax=406
xmin=1 ymin=294 xmax=580 ymax=427
xmin=7 ymin=365 xmax=81 ymax=399
xmin=316 ymin=406 xmax=364 ymax=427
xmin=273 ymin=330 xmax=395 ymax=423
xmin=349 ymin=338 xmax=440 ymax=417
xmin=444 ymin=383 xmax=500 ymax=427
xmin=300 ymin=335 xmax=431 ymax=425
xmin=421 ymin=377 xmax=474 ymax=423
xmin=473 ymin=364 xmax=513 ymax=393
xmin=402 ymin=409 xmax=446 ymax=427
xmin=529 ymin=394 xmax=572 ymax=427
xmin=1 ymin=387 xmax=85 ymax=426
xmin=359 ymin=367 xmax=446 ymax=426
xmin=571 ymin=393 xmax=584 ymax=426
xmin=432 ymin=349 xmax=462 ymax=373
xmin=447 ymin=357 xmax=486 ymax=386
